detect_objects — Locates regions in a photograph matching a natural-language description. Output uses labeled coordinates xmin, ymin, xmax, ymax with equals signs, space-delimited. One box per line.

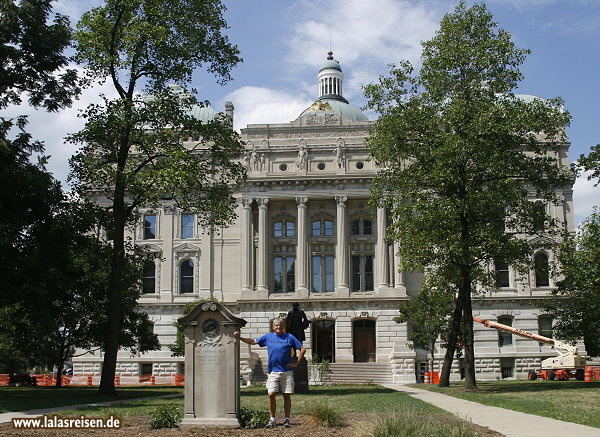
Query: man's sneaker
xmin=266 ymin=418 xmax=277 ymax=429
xmin=283 ymin=418 xmax=292 ymax=428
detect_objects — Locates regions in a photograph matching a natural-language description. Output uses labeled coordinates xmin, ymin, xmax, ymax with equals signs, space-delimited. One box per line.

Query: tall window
xmin=538 ymin=316 xmax=553 ymax=339
xmin=181 ymin=213 xmax=194 ymax=239
xmin=351 ymin=255 xmax=373 ymax=292
xmin=144 ymin=214 xmax=157 ymax=239
xmin=532 ymin=201 xmax=546 ymax=232
xmin=497 ymin=316 xmax=513 ymax=347
xmin=142 ymin=260 xmax=156 ymax=294
xmin=273 ymin=256 xmax=295 ymax=293
xmin=534 ymin=252 xmax=550 ymax=287
xmin=312 ymin=219 xmax=334 ymax=236
xmin=312 ymin=256 xmax=334 ymax=292
xmin=350 ymin=218 xmax=372 ymax=235
xmin=494 ymin=260 xmax=510 ymax=288
xmin=273 ymin=220 xmax=296 ymax=237
xmin=180 ymin=260 xmax=194 ymax=293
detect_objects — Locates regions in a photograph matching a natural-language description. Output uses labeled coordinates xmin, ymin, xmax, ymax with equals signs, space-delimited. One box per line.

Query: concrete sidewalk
xmin=0 ymin=393 xmax=182 ymax=424
xmin=383 ymin=383 xmax=600 ymax=437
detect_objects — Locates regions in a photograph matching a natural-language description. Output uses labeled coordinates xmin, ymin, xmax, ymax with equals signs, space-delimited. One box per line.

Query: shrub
xmin=149 ymin=404 xmax=182 ymax=430
xmin=355 ymin=412 xmax=481 ymax=437
xmin=239 ymin=407 xmax=270 ymax=429
xmin=305 ymin=401 xmax=346 ymax=428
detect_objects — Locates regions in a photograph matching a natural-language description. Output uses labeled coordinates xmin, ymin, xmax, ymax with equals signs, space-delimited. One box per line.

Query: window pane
xmin=538 ymin=317 xmax=553 ymax=338
xmin=365 ymin=255 xmax=374 ymax=291
xmin=312 ymin=256 xmax=322 ymax=292
xmin=534 ymin=253 xmax=550 ymax=287
xmin=324 ymin=220 xmax=334 ymax=236
xmin=312 ymin=221 xmax=321 ymax=236
xmin=498 ymin=317 xmax=512 ymax=347
xmin=363 ymin=220 xmax=372 ymax=235
xmin=533 ymin=202 xmax=546 ymax=232
xmin=180 ymin=260 xmax=194 ymax=293
xmin=495 ymin=260 xmax=509 ymax=288
xmin=325 ymin=256 xmax=334 ymax=292
xmin=274 ymin=221 xmax=283 ymax=237
xmin=351 ymin=256 xmax=360 ymax=292
xmin=142 ymin=261 xmax=155 ymax=294
xmin=144 ymin=215 xmax=156 ymax=239
xmin=286 ymin=221 xmax=296 ymax=237
xmin=351 ymin=220 xmax=360 ymax=235
xmin=182 ymin=214 xmax=194 ymax=239
xmin=286 ymin=257 xmax=295 ymax=292
xmin=273 ymin=257 xmax=283 ymax=293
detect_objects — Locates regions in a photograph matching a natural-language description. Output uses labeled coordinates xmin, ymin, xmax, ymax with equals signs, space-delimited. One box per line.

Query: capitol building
xmin=73 ymin=52 xmax=579 ymax=384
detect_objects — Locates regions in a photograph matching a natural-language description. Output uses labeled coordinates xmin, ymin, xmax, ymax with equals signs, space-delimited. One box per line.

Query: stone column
xmin=240 ymin=199 xmax=253 ymax=293
xmin=160 ymin=205 xmax=175 ymax=302
xmin=393 ymin=240 xmax=406 ymax=295
xmin=335 ymin=196 xmax=349 ymax=296
xmin=295 ymin=196 xmax=309 ymax=298
xmin=376 ymin=205 xmax=389 ymax=291
xmin=256 ymin=198 xmax=269 ymax=295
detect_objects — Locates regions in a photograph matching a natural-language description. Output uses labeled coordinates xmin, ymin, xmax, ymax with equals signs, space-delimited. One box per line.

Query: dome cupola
xmin=318 ymin=51 xmax=346 ymax=103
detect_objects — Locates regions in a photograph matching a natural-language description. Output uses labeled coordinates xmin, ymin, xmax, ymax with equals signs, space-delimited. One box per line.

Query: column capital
xmin=240 ymin=198 xmax=253 ymax=208
xmin=295 ymin=196 xmax=308 ymax=207
xmin=335 ymin=195 xmax=347 ymax=207
xmin=256 ymin=198 xmax=269 ymax=208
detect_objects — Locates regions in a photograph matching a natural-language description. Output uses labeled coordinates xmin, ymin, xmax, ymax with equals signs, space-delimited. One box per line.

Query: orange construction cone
xmin=584 ymin=366 xmax=593 ymax=382
xmin=424 ymin=372 xmax=430 ymax=384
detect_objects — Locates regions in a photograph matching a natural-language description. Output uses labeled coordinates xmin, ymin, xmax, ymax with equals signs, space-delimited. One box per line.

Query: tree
xmin=365 ymin=2 xmax=572 ymax=389
xmin=578 ymin=144 xmax=600 ymax=183
xmin=395 ymin=273 xmax=454 ymax=380
xmin=71 ymin=0 xmax=245 ymax=395
xmin=543 ymin=211 xmax=600 ymax=357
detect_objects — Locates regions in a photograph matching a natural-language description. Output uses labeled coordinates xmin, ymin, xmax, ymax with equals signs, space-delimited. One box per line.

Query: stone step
xmin=251 ymin=362 xmax=394 ymax=384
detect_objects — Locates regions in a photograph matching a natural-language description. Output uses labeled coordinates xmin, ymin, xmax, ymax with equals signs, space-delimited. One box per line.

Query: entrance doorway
xmin=312 ymin=320 xmax=335 ymax=362
xmin=353 ymin=319 xmax=376 ymax=362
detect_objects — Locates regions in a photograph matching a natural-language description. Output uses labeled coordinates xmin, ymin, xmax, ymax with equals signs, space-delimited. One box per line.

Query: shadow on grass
xmin=241 ymin=385 xmax=397 ymax=397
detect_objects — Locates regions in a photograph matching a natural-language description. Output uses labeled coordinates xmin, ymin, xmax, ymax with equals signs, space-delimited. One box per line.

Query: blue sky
xmin=8 ymin=0 xmax=599 ymax=224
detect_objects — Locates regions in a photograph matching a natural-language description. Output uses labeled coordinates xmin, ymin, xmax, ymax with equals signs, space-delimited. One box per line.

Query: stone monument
xmin=178 ymin=301 xmax=247 ymax=428
xmin=285 ymin=302 xmax=311 ymax=393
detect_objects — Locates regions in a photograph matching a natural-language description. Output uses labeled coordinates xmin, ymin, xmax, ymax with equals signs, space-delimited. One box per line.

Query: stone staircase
xmin=327 ymin=362 xmax=394 ymax=385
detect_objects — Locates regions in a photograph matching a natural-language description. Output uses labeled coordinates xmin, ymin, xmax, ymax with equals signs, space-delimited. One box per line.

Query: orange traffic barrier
xmin=424 ymin=372 xmax=430 ymax=384
xmin=174 ymin=374 xmax=184 ymax=386
xmin=150 ymin=375 xmax=155 ymax=385
xmin=87 ymin=375 xmax=93 ymax=386
xmin=431 ymin=371 xmax=440 ymax=384
xmin=114 ymin=375 xmax=120 ymax=386
xmin=0 ymin=375 xmax=9 ymax=386
xmin=584 ymin=366 xmax=593 ymax=382
xmin=593 ymin=367 xmax=600 ymax=380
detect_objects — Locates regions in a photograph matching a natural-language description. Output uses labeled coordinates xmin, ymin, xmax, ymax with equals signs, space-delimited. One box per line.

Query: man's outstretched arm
xmin=234 ymin=331 xmax=257 ymax=345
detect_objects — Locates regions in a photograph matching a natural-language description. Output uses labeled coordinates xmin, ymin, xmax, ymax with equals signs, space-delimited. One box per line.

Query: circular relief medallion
xmin=202 ymin=318 xmax=220 ymax=338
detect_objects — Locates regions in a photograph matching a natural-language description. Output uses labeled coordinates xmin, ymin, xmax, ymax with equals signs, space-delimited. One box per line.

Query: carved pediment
xmin=528 ymin=235 xmax=555 ymax=248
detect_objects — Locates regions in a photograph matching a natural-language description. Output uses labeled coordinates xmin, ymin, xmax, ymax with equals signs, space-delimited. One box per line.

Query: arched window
xmin=142 ymin=260 xmax=156 ymax=294
xmin=534 ymin=252 xmax=550 ymax=287
xmin=273 ymin=219 xmax=296 ymax=237
xmin=497 ymin=316 xmax=513 ymax=347
xmin=312 ymin=219 xmax=334 ymax=236
xmin=180 ymin=260 xmax=194 ymax=294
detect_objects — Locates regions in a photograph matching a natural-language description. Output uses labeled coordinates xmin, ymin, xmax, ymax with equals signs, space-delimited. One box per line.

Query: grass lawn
xmin=0 ymin=385 xmax=183 ymax=413
xmin=419 ymin=380 xmax=600 ymax=428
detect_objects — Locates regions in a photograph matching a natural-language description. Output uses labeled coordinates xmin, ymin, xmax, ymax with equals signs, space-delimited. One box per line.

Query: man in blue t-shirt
xmin=235 ymin=318 xmax=306 ymax=429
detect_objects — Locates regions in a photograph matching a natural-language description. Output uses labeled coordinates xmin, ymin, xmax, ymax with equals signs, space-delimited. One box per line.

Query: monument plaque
xmin=178 ymin=302 xmax=246 ymax=428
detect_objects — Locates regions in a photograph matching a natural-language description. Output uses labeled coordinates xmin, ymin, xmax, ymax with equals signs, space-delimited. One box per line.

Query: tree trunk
xmin=439 ymin=293 xmax=462 ymax=387
xmin=461 ymin=276 xmax=477 ymax=390
xmin=98 ymin=192 xmax=127 ymax=396
xmin=54 ymin=359 xmax=64 ymax=388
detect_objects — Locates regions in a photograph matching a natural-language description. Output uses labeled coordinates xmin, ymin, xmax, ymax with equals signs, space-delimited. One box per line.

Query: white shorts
xmin=266 ymin=370 xmax=294 ymax=394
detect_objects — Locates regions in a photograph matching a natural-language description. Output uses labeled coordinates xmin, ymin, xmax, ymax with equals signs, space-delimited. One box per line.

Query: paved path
xmin=0 ymin=393 xmax=182 ymax=424
xmin=383 ymin=383 xmax=600 ymax=437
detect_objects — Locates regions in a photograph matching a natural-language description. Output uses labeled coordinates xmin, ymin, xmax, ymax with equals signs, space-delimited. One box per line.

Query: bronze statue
xmin=285 ymin=303 xmax=310 ymax=341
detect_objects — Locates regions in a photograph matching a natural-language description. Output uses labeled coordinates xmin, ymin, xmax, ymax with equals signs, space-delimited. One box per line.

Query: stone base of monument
xmin=180 ymin=416 xmax=240 ymax=428
xmin=293 ymin=360 xmax=309 ymax=393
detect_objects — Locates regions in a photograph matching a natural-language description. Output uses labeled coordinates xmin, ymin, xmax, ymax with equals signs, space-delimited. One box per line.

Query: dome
xmin=298 ymin=97 xmax=369 ymax=122
xmin=187 ymin=104 xmax=217 ymax=123
xmin=320 ymin=59 xmax=342 ymax=72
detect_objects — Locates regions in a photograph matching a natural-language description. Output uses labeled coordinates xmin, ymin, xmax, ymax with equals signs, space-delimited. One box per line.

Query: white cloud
xmin=285 ymin=0 xmax=444 ymax=101
xmin=3 ymin=68 xmax=118 ymax=186
xmin=573 ymin=170 xmax=599 ymax=227
xmin=221 ymin=86 xmax=313 ymax=132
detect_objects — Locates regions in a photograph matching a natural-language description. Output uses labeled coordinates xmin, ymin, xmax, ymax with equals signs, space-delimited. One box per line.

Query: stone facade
xmin=72 ymin=53 xmax=581 ymax=384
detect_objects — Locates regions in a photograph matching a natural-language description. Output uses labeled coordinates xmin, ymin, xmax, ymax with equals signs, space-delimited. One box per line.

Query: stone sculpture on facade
xmin=296 ymin=143 xmax=308 ymax=170
xmin=335 ymin=140 xmax=345 ymax=169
